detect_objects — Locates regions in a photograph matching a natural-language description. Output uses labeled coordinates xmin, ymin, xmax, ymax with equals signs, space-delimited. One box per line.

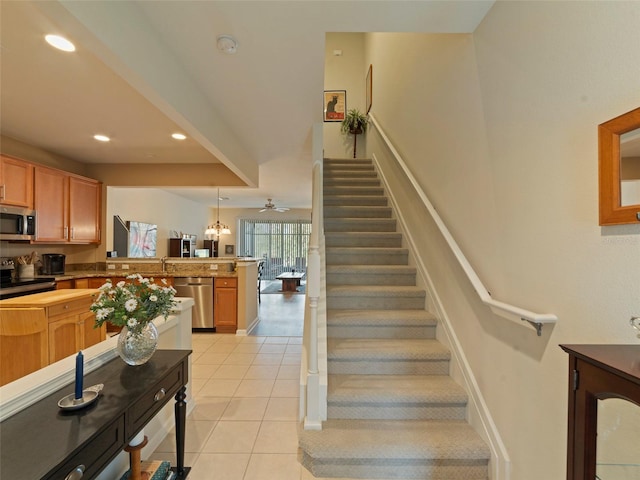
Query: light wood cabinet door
xmin=215 ymin=278 xmax=237 ymax=333
xmin=34 ymin=166 xmax=68 ymax=242
xmin=69 ymin=176 xmax=100 ymax=243
xmin=48 ymin=315 xmax=81 ymax=363
xmin=0 ymin=155 xmax=33 ymax=208
xmin=0 ymin=308 xmax=48 ymax=386
xmin=56 ymin=280 xmax=74 ymax=289
xmin=81 ymin=311 xmax=105 ymax=350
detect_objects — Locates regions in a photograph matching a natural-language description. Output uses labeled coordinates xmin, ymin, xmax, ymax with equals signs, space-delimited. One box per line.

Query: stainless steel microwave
xmin=0 ymin=205 xmax=36 ymax=241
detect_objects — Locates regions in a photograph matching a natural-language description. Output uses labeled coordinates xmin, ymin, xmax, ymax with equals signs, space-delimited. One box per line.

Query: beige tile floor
xmin=149 ymin=333 xmax=307 ymax=480
xmin=150 ymin=292 xmax=388 ymax=480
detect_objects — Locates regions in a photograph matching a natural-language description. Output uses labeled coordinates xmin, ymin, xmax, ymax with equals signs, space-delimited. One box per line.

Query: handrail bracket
xmin=522 ymin=318 xmax=543 ymax=336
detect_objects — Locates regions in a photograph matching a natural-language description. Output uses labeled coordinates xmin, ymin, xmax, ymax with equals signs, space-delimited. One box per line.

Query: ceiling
xmin=0 ymin=1 xmax=493 ymax=209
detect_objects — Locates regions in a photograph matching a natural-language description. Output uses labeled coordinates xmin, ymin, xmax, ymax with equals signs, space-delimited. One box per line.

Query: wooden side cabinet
xmin=560 ymin=344 xmax=640 ymax=480
xmin=0 ymin=155 xmax=33 ymax=208
xmin=214 ymin=277 xmax=237 ymax=333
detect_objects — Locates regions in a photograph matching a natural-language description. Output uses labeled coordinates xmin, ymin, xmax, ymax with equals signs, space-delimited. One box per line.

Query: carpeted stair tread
xmin=327 ymin=265 xmax=416 ymax=275
xmin=299 ymin=419 xmax=490 ymax=460
xmin=324 ymin=186 xmax=385 ymax=196
xmin=324 ymin=195 xmax=388 ymax=206
xmin=328 ymin=338 xmax=449 ymax=361
xmin=327 ymin=285 xmax=425 ymax=297
xmin=328 ymin=375 xmax=467 ymax=405
xmin=324 ymin=205 xmax=393 ymax=218
xmin=325 ymin=177 xmax=381 ymax=186
xmin=325 ymin=232 xmax=402 ymax=248
xmin=324 ymin=218 xmax=397 ymax=232
xmin=327 ymin=309 xmax=437 ymax=327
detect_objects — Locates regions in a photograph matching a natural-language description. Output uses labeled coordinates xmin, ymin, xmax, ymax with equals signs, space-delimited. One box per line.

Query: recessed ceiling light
xmin=172 ymin=133 xmax=187 ymax=140
xmin=216 ymin=35 xmax=238 ymax=54
xmin=45 ymin=34 xmax=76 ymax=52
xmin=93 ymin=134 xmax=110 ymax=142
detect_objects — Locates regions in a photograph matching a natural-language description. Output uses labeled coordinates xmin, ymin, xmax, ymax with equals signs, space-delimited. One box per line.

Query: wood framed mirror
xmin=598 ymin=107 xmax=640 ymax=225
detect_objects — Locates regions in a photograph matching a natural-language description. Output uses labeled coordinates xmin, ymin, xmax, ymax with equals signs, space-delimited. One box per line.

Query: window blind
xmin=238 ymin=219 xmax=311 ymax=280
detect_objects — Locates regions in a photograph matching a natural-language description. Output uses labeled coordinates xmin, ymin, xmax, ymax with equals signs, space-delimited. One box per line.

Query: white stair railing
xmin=368 ymin=114 xmax=558 ymax=336
xmin=300 ymin=123 xmax=327 ymax=429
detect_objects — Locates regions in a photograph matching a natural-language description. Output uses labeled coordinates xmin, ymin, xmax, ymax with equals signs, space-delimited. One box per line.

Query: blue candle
xmin=75 ymin=351 xmax=84 ymax=400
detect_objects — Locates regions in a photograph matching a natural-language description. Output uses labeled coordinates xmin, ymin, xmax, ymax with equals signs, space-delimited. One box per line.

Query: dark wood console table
xmin=0 ymin=349 xmax=192 ymax=479
xmin=560 ymin=344 xmax=640 ymax=480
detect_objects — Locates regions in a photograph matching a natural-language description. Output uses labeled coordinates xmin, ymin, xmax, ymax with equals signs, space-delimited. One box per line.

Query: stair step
xmin=324 ymin=218 xmax=397 ymax=233
xmin=328 ymin=338 xmax=447 ymax=374
xmin=325 ymin=177 xmax=381 ymax=187
xmin=327 ymin=309 xmax=436 ymax=339
xmin=324 ymin=195 xmax=388 ymax=207
xmin=326 ymin=247 xmax=408 ymax=265
xmin=324 ymin=205 xmax=393 ymax=219
xmin=327 ymin=265 xmax=416 ymax=286
xmin=327 ymin=285 xmax=425 ymax=310
xmin=324 ymin=185 xmax=385 ymax=197
xmin=324 ymin=169 xmax=377 ymax=179
xmin=328 ymin=375 xmax=468 ymax=420
xmin=324 ymin=158 xmax=373 ymax=166
xmin=327 ymin=309 xmax=437 ymax=339
xmin=325 ymin=232 xmax=402 ymax=248
xmin=327 ymin=309 xmax=437 ymax=327
xmin=299 ymin=419 xmax=490 ymax=479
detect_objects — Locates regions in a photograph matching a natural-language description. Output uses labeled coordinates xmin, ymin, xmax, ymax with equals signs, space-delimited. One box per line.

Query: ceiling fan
xmin=259 ymin=198 xmax=290 ymax=213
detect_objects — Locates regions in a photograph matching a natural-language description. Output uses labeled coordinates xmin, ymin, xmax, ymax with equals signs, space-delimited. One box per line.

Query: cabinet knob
xmin=64 ymin=305 xmax=69 ymax=309
xmin=154 ymin=388 xmax=166 ymax=402
xmin=65 ymin=464 xmax=85 ymax=480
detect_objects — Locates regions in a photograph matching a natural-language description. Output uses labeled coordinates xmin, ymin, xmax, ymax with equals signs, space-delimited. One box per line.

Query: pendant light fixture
xmin=205 ymin=189 xmax=231 ymax=237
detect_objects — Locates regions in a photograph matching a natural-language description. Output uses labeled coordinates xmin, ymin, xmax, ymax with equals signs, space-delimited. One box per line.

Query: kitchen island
xmin=0 ymin=296 xmax=195 ymax=480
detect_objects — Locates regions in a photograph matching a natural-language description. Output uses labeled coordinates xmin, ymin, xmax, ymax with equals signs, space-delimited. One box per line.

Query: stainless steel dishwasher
xmin=174 ymin=277 xmax=214 ymax=330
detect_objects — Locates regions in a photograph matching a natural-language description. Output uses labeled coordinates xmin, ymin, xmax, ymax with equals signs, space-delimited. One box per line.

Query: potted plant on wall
xmin=341 ymin=108 xmax=369 ymax=158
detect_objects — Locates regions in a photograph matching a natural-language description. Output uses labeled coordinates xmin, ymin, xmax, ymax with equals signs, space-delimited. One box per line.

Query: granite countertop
xmin=48 ymin=270 xmax=238 ymax=281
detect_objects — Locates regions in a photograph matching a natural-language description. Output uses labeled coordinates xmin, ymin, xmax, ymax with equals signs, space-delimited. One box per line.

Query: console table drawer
xmin=129 ymin=363 xmax=184 ymax=434
xmin=46 ymin=414 xmax=125 ymax=480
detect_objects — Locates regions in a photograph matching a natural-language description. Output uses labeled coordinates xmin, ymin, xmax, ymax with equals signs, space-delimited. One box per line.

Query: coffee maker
xmin=41 ymin=253 xmax=66 ymax=275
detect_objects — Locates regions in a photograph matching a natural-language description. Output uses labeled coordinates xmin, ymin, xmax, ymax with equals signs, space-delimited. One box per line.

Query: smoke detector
xmin=217 ymin=35 xmax=238 ymax=54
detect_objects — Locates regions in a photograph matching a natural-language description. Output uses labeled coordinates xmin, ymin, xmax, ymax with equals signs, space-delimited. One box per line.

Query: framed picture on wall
xmin=225 ymin=244 xmax=235 ymax=255
xmin=323 ymin=90 xmax=346 ymax=122
xmin=366 ymin=64 xmax=372 ymax=114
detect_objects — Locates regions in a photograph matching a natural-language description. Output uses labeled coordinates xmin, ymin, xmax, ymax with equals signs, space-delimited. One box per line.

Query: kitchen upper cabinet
xmin=69 ymin=176 xmax=101 ymax=243
xmin=34 ymin=166 xmax=101 ymax=244
xmin=0 ymin=155 xmax=33 ymax=208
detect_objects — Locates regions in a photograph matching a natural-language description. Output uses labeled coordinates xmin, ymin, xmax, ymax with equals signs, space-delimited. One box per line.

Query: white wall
xmin=323 ymin=33 xmax=368 ymax=159
xmin=107 ymin=187 xmax=211 ymax=257
xmin=363 ymin=2 xmax=640 ymax=479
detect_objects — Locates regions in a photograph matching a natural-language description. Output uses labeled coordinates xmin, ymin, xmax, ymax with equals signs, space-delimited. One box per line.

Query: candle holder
xmin=58 ymin=384 xmax=104 ymax=411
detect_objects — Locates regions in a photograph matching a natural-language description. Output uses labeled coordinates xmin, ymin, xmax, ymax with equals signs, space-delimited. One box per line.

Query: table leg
xmin=171 ymin=386 xmax=191 ymax=479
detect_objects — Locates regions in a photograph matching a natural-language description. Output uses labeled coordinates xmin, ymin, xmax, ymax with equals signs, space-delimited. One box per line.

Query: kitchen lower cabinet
xmin=214 ymin=277 xmax=237 ymax=333
xmin=0 ymin=155 xmax=33 ymax=208
xmin=49 ymin=309 xmax=100 ymax=364
xmin=0 ymin=308 xmax=48 ymax=385
xmin=0 ymin=290 xmax=105 ymax=384
xmin=56 ymin=279 xmax=74 ymax=289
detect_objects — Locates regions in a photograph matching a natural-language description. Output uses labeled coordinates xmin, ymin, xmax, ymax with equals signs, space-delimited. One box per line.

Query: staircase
xmin=298 ymin=158 xmax=490 ymax=479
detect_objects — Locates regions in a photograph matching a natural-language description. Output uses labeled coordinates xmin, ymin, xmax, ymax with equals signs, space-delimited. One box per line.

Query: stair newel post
xmin=303 ymin=156 xmax=323 ymax=430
